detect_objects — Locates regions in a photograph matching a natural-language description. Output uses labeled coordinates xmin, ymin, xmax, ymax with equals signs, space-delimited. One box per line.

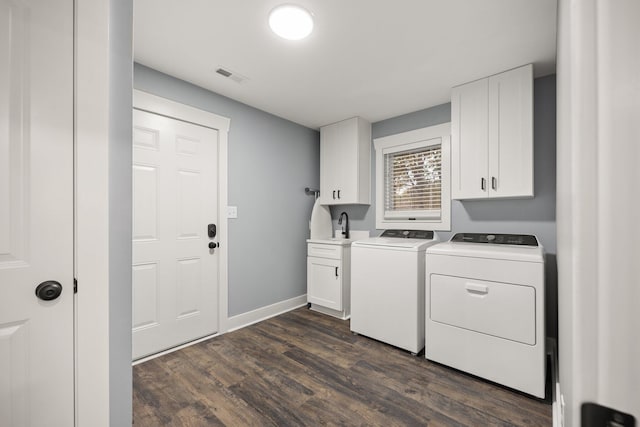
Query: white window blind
xmin=383 ymin=144 xmax=442 ymax=219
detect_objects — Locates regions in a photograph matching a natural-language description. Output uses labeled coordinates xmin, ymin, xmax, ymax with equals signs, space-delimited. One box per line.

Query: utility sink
xmin=306 ymin=230 xmax=369 ymax=245
xmin=306 ymin=237 xmax=352 ymax=245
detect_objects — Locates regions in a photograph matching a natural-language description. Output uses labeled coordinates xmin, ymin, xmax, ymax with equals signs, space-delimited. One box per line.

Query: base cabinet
xmin=306 ymin=241 xmax=350 ymax=319
xmin=307 ymin=257 xmax=342 ymax=311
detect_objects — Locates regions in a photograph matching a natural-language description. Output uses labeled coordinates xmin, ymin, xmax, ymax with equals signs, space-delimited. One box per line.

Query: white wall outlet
xmin=227 ymin=206 xmax=238 ymax=218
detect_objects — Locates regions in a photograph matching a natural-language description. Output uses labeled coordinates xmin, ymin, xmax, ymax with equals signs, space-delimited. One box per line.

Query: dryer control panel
xmin=380 ymin=229 xmax=434 ymax=239
xmin=451 ymin=233 xmax=538 ymax=246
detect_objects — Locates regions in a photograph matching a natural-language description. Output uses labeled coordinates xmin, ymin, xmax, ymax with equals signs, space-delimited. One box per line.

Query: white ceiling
xmin=134 ymin=0 xmax=557 ymax=130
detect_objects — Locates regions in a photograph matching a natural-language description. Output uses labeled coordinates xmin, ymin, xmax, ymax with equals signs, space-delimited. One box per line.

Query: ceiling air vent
xmin=215 ymin=66 xmax=249 ymax=84
xmin=215 ymin=68 xmax=232 ymax=77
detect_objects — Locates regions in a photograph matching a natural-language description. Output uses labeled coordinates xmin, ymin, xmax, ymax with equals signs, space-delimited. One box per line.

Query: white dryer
xmin=425 ymin=233 xmax=545 ymax=398
xmin=351 ymin=230 xmax=440 ymax=354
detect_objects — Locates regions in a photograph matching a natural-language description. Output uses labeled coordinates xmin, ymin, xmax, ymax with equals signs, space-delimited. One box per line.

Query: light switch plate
xmin=227 ymin=206 xmax=238 ymax=218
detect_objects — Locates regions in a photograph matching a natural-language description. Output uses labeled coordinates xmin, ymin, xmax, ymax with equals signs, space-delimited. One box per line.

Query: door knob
xmin=35 ymin=281 xmax=63 ymax=301
xmin=209 ymin=242 xmax=218 ymax=249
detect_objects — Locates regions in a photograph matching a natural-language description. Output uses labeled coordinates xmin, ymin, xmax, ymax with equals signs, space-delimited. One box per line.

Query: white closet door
xmin=0 ymin=0 xmax=74 ymax=425
xmin=132 ymin=109 xmax=219 ymax=360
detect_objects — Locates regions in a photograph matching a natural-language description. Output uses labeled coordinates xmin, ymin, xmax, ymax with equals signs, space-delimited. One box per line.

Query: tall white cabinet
xmin=451 ymin=64 xmax=533 ymax=200
xmin=319 ymin=117 xmax=371 ymax=205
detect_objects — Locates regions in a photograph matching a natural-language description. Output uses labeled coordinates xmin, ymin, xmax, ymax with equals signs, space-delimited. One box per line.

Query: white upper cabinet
xmin=451 ymin=78 xmax=490 ymax=199
xmin=319 ymin=117 xmax=371 ymax=205
xmin=452 ymin=64 xmax=534 ymax=200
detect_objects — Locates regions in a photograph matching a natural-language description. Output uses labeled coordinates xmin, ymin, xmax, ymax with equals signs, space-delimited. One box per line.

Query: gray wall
xmin=329 ymin=103 xmax=452 ymax=234
xmin=110 ymin=1 xmax=133 ymax=425
xmin=134 ymin=64 xmax=320 ymax=316
xmin=134 ymin=66 xmax=557 ymax=335
xmin=333 ymin=75 xmax=558 ymax=337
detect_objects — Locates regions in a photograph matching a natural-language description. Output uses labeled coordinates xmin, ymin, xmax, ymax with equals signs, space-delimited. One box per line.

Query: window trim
xmin=374 ymin=123 xmax=451 ymax=231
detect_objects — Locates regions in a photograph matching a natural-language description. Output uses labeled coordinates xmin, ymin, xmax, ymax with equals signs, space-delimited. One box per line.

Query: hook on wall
xmin=305 ymin=187 xmax=320 ymax=200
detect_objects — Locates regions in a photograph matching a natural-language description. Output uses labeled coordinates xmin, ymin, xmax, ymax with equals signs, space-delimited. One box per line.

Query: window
xmin=374 ymin=123 xmax=451 ymax=231
xmin=384 ymin=144 xmax=442 ymax=219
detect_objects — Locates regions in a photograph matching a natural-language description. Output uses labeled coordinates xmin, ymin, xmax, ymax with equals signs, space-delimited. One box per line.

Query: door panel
xmin=451 ymin=79 xmax=489 ymax=199
xmin=488 ymin=65 xmax=533 ymax=198
xmin=132 ymin=263 xmax=159 ymax=329
xmin=132 ymin=164 xmax=158 ymax=240
xmin=334 ymin=119 xmax=357 ymax=202
xmin=319 ymin=122 xmax=339 ymax=204
xmin=307 ymin=257 xmax=341 ymax=311
xmin=0 ymin=0 xmax=74 ymax=425
xmin=430 ymin=274 xmax=536 ymax=345
xmin=132 ymin=109 xmax=219 ymax=360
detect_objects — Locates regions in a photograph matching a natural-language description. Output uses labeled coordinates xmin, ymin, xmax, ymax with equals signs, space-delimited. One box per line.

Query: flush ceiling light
xmin=269 ymin=4 xmax=314 ymax=40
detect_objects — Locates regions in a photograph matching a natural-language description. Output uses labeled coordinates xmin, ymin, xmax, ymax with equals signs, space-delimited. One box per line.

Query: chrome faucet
xmin=338 ymin=212 xmax=349 ymax=239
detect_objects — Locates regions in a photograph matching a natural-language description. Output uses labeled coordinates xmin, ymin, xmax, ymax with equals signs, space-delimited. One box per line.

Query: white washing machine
xmin=425 ymin=233 xmax=545 ymax=398
xmin=351 ymin=229 xmax=440 ymax=354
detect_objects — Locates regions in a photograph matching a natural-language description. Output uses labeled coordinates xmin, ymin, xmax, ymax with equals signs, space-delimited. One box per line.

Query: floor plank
xmin=133 ymin=307 xmax=551 ymax=426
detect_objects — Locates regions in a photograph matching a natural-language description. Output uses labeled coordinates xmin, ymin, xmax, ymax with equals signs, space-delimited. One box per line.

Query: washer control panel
xmin=451 ymin=233 xmax=538 ymax=246
xmin=380 ymin=229 xmax=434 ymax=239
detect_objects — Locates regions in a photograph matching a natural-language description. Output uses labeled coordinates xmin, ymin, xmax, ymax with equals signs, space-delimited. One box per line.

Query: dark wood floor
xmin=133 ymin=307 xmax=551 ymax=426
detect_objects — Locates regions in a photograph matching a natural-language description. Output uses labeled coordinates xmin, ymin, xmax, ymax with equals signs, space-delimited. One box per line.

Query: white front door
xmin=132 ymin=109 xmax=219 ymax=359
xmin=0 ymin=0 xmax=74 ymax=425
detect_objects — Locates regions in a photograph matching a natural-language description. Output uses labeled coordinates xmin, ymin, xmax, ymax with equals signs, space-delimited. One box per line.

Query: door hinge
xmin=74 ymin=278 xmax=78 ymax=294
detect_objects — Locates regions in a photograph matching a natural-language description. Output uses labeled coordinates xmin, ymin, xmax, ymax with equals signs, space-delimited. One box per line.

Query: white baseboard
xmin=225 ymin=294 xmax=308 ymax=333
xmin=133 ymin=295 xmax=307 ymax=366
xmin=309 ymin=303 xmax=350 ymax=320
xmin=133 ymin=332 xmax=220 ymax=365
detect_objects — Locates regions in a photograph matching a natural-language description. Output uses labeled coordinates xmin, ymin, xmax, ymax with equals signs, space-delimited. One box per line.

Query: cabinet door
xmin=451 ymin=78 xmax=489 ymax=199
xmin=488 ymin=65 xmax=533 ymax=198
xmin=319 ymin=118 xmax=369 ymax=205
xmin=307 ymin=257 xmax=342 ymax=311
xmin=319 ymin=122 xmax=341 ymax=204
xmin=333 ymin=118 xmax=359 ymax=203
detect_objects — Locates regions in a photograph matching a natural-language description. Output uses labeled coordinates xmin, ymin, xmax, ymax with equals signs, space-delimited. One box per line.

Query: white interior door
xmin=0 ymin=0 xmax=74 ymax=425
xmin=132 ymin=109 xmax=219 ymax=360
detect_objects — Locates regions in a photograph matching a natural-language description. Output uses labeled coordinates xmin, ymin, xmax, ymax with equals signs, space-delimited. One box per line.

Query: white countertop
xmin=307 ymin=230 xmax=370 ymax=245
xmin=306 ymin=238 xmax=353 ymax=246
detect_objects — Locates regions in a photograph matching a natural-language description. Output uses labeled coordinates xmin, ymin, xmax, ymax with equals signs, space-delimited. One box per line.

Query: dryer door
xmin=430 ymin=274 xmax=536 ymax=345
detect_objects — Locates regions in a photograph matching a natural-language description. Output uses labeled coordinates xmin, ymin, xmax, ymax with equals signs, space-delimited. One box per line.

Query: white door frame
xmin=557 ymin=0 xmax=640 ymax=425
xmin=133 ymin=89 xmax=231 ymax=337
xmin=75 ymin=0 xmax=133 ymax=424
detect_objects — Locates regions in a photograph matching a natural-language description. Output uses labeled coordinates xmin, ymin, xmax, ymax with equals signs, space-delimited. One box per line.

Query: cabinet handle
xmin=337 ymin=190 xmax=341 ymax=199
xmin=333 ymin=190 xmax=336 ymax=199
xmin=491 ymin=177 xmax=497 ymax=190
xmin=481 ymin=177 xmax=486 ymax=191
xmin=335 ymin=266 xmax=338 ymax=277
xmin=465 ymin=283 xmax=488 ymax=295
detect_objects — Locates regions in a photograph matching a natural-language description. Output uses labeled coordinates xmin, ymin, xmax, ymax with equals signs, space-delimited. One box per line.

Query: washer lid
xmin=352 ymin=233 xmax=440 ymax=251
xmin=426 ymin=241 xmax=544 ymax=263
xmin=451 ymin=233 xmax=538 ymax=246
xmin=379 ymin=229 xmax=434 ymax=239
